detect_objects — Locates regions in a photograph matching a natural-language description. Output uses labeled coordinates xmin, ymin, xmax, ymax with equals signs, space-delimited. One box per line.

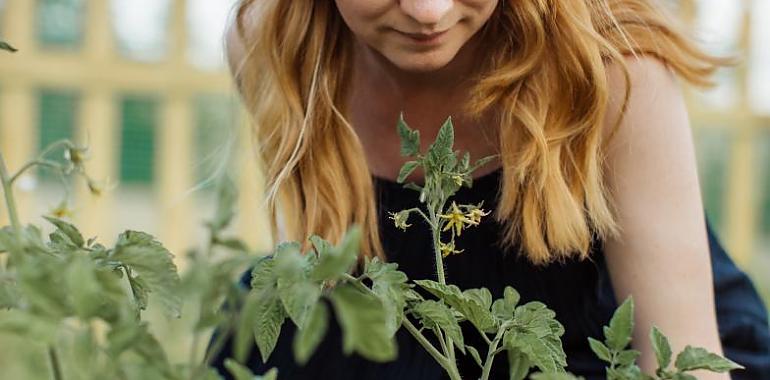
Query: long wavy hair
xmin=231 ymin=0 xmax=729 ymax=265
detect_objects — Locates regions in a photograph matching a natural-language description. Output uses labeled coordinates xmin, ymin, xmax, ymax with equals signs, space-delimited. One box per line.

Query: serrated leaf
xmin=251 ymin=289 xmax=287 ymax=362
xmin=429 ymin=117 xmax=454 ymax=157
xmin=507 ymin=348 xmax=532 ymax=380
xmin=674 ymin=345 xmax=743 ymax=373
xmin=413 ymin=300 xmax=465 ymax=353
xmin=504 ymin=302 xmax=567 ymax=374
xmin=650 ymin=326 xmax=672 ymax=370
xmin=127 ymin=274 xmax=150 ymax=310
xmin=293 ymin=302 xmax=329 ymax=365
xmin=605 ymin=297 xmax=634 ymax=351
xmin=329 ymin=284 xmax=396 ymax=362
xmin=397 ymin=114 xmax=421 ymax=157
xmin=492 ymin=286 xmax=521 ymax=321
xmin=588 ymin=337 xmax=611 ymax=362
xmin=111 ymin=231 xmax=181 ymax=317
xmin=309 ymin=226 xmax=360 ymax=282
xmin=44 ymin=215 xmax=85 ymax=248
xmin=365 ymin=258 xmax=409 ymax=336
xmin=397 ymin=161 xmax=420 ymax=183
xmin=616 ymin=349 xmax=641 ymax=367
xmin=277 ymin=279 xmax=321 ymax=329
xmin=414 ymin=280 xmax=497 ymax=332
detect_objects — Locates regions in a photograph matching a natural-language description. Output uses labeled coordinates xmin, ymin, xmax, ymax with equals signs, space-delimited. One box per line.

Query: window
xmin=37 ymin=0 xmax=85 ymax=49
xmin=110 ymin=0 xmax=170 ymax=62
xmin=37 ymin=88 xmax=79 ymax=180
xmin=119 ymin=95 xmax=157 ymax=184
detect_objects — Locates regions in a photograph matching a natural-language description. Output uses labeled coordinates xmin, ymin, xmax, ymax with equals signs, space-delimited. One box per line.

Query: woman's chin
xmin=385 ymin=52 xmax=457 ymax=73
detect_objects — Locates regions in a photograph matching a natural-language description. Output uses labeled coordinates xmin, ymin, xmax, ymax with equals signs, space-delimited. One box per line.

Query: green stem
xmin=480 ymin=322 xmax=512 ymax=380
xmin=9 ymin=159 xmax=62 ymax=184
xmin=402 ymin=207 xmax=433 ymax=229
xmin=48 ymin=347 xmax=64 ymax=380
xmin=402 ymin=318 xmax=461 ymax=380
xmin=0 ymin=153 xmax=22 ymax=232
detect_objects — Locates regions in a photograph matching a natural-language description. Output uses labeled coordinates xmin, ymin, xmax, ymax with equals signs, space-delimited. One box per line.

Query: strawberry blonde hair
xmin=231 ymin=0 xmax=728 ymax=265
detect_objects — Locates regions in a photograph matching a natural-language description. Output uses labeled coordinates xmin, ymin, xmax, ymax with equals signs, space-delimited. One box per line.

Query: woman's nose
xmin=400 ymin=0 xmax=453 ymax=26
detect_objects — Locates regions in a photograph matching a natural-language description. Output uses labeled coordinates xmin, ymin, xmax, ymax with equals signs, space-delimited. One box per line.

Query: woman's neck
xmin=345 ymin=32 xmax=500 ymax=180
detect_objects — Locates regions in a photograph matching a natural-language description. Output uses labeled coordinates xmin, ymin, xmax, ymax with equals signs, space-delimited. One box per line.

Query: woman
xmin=214 ymin=1 xmax=770 ymax=379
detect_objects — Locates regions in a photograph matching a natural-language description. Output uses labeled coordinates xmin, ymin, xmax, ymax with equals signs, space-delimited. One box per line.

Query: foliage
xmin=0 ymin=115 xmax=744 ymax=380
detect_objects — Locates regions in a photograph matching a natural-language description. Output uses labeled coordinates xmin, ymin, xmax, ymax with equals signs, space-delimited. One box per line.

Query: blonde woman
xmin=213 ymin=1 xmax=770 ymax=379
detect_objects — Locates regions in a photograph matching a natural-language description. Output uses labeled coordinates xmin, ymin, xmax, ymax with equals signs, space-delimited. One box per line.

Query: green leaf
xmin=43 ymin=215 xmax=85 ymax=248
xmin=616 ymin=349 xmax=641 ymax=367
xmin=309 ymin=226 xmax=360 ymax=282
xmin=397 ymin=114 xmax=421 ymax=157
xmin=225 ymin=360 xmax=278 ymax=380
xmin=650 ymin=326 xmax=672 ymax=370
xmin=492 ymin=286 xmax=520 ymax=321
xmin=503 ymin=302 xmax=567 ymax=374
xmin=397 ymin=161 xmax=420 ymax=183
xmin=0 ymin=309 xmax=59 ymax=344
xmin=278 ymin=279 xmax=321 ymax=329
xmin=605 ymin=297 xmax=634 ymax=351
xmin=414 ymin=280 xmax=497 ymax=332
xmin=467 ymin=345 xmax=483 ymax=368
xmin=507 ymin=348 xmax=532 ymax=380
xmin=412 ymin=300 xmax=465 ymax=353
xmin=674 ymin=345 xmax=744 ymax=373
xmin=0 ymin=41 xmax=17 ymax=52
xmin=588 ymin=337 xmax=611 ymax=362
xmin=111 ymin=231 xmax=181 ymax=317
xmin=66 ymin=255 xmax=104 ymax=318
xmin=293 ymin=302 xmax=329 ymax=365
xmin=530 ymin=372 xmax=585 ymax=380
xmin=127 ymin=274 xmax=150 ymax=310
xmin=365 ymin=258 xmax=409 ymax=336
xmin=430 ymin=117 xmax=455 ymax=157
xmin=329 ymin=283 xmax=396 ymax=362
xmin=251 ymin=288 xmax=288 ymax=362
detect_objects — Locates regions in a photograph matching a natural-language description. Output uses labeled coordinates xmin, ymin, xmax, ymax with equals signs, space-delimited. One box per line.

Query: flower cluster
xmin=438 ymin=201 xmax=490 ymax=237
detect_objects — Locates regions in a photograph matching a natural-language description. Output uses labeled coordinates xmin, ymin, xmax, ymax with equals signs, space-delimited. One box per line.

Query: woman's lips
xmin=394 ymin=29 xmax=449 ymax=45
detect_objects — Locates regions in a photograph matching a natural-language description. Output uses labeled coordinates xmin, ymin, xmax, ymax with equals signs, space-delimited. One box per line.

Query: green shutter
xmin=37 ymin=0 xmax=85 ymax=49
xmin=119 ymin=95 xmax=157 ymax=184
xmin=38 ymin=88 xmax=78 ymax=180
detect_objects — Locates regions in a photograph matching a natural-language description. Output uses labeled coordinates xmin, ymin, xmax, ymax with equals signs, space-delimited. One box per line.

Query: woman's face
xmin=335 ymin=0 xmax=499 ymax=72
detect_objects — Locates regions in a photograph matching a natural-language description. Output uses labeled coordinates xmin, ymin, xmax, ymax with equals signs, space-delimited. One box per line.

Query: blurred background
xmin=0 ymin=0 xmax=768 ymax=374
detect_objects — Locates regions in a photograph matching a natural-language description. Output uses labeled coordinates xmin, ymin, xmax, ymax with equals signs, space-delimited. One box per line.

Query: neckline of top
xmin=371 ymin=165 xmax=503 ymax=188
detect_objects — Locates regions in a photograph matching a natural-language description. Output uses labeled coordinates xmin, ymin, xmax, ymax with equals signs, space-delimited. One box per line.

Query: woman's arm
xmin=602 ymin=57 xmax=727 ymax=379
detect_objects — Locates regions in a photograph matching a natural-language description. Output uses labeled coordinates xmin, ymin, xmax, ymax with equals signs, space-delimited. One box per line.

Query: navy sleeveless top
xmin=211 ymin=167 xmax=770 ymax=379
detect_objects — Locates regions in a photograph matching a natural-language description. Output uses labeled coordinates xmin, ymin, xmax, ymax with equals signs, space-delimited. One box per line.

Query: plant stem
xmin=480 ymin=323 xmax=511 ymax=380
xmin=48 ymin=347 xmax=64 ymax=380
xmin=402 ymin=318 xmax=461 ymax=380
xmin=0 ymin=153 xmax=22 ymax=232
xmin=9 ymin=159 xmax=62 ymax=184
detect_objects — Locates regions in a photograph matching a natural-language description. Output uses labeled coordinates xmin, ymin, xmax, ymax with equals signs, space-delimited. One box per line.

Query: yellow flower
xmin=439 ymin=201 xmax=477 ymax=237
xmin=466 ymin=207 xmax=490 ymax=225
xmin=451 ymin=174 xmax=464 ymax=186
xmin=439 ymin=241 xmax=464 ymax=258
xmin=48 ymin=200 xmax=75 ymax=219
xmin=388 ymin=210 xmax=412 ymax=231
